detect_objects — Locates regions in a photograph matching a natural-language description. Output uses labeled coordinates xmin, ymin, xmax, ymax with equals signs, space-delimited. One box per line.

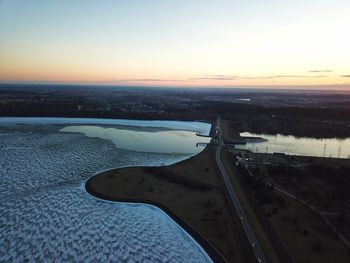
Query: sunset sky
xmin=1 ymin=0 xmax=350 ymax=88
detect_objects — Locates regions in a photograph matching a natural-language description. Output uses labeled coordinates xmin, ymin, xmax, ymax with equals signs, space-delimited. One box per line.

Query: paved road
xmin=215 ymin=116 xmax=267 ymax=263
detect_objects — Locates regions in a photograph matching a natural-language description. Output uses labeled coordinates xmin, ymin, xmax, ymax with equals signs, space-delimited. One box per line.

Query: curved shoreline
xmin=85 ymin=164 xmax=227 ymax=263
xmin=85 ymin=177 xmax=226 ymax=263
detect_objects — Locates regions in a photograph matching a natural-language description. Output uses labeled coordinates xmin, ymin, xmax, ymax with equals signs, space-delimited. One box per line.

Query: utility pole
xmin=337 ymin=145 xmax=341 ymax=159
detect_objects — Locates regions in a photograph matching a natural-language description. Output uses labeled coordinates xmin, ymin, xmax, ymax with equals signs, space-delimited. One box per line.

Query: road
xmin=215 ymin=116 xmax=267 ymax=263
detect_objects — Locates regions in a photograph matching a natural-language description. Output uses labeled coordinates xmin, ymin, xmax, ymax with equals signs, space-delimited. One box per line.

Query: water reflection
xmin=237 ymin=132 xmax=350 ymax=159
xmin=61 ymin=125 xmax=211 ymax=154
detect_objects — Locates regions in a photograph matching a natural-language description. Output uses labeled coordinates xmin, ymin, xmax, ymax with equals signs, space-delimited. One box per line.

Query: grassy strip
xmin=221 ymin=150 xmax=281 ymax=263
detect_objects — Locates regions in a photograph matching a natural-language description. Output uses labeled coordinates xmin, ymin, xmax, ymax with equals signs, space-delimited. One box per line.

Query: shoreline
xmin=85 ymin=147 xmax=247 ymax=263
xmin=0 ymin=117 xmax=212 ymax=136
xmin=85 ymin=176 xmax=226 ymax=263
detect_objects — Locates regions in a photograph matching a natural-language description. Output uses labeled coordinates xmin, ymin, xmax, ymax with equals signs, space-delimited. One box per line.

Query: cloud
xmin=341 ymin=75 xmax=350 ymax=78
xmin=99 ymin=78 xmax=188 ymax=83
xmin=97 ymin=73 xmax=328 ymax=84
xmin=308 ymin=70 xmax=333 ymax=73
xmin=2 ymin=38 xmax=53 ymax=50
xmin=190 ymin=74 xmax=327 ymax=81
xmin=124 ymin=78 xmax=179 ymax=82
xmin=189 ymin=75 xmax=236 ymax=81
xmin=239 ymin=75 xmax=327 ymax=79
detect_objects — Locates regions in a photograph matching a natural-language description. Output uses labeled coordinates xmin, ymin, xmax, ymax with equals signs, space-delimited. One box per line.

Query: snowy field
xmin=0 ymin=118 xmax=212 ymax=262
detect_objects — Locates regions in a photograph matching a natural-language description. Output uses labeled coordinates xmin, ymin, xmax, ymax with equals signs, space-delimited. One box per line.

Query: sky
xmin=0 ymin=0 xmax=350 ymax=88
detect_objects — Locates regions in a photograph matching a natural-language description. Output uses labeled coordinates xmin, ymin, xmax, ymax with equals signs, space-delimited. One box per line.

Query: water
xmin=60 ymin=125 xmax=210 ymax=154
xmin=0 ymin=117 xmax=211 ymax=136
xmin=0 ymin=117 xmax=213 ymax=262
xmin=236 ymin=132 xmax=350 ymax=159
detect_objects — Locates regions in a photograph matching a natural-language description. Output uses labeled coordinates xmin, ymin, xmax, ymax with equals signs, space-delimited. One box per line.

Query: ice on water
xmin=0 ymin=119 xmax=212 ymax=263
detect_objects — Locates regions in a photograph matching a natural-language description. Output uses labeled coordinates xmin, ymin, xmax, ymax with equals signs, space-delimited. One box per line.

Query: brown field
xmin=262 ymin=191 xmax=350 ymax=263
xmin=221 ymin=120 xmax=244 ymax=143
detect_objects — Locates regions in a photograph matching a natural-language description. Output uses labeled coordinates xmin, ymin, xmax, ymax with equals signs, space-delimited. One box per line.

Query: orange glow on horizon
xmin=1 ymin=1 xmax=349 ymax=89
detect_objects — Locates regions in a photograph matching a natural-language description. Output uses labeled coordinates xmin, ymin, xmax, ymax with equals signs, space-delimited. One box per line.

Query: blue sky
xmin=1 ymin=0 xmax=350 ymax=87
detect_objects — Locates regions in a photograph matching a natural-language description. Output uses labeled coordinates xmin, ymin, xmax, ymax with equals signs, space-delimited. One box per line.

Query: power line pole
xmin=323 ymin=143 xmax=326 ymax=157
xmin=337 ymin=145 xmax=341 ymax=159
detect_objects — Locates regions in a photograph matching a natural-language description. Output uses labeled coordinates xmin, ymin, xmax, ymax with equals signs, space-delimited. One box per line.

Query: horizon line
xmin=1 ymin=81 xmax=350 ymax=91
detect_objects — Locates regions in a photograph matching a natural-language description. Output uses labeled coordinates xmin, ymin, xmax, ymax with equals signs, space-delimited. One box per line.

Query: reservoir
xmin=0 ymin=117 xmax=213 ymax=262
xmin=236 ymin=132 xmax=350 ymax=159
xmin=60 ymin=125 xmax=210 ymax=154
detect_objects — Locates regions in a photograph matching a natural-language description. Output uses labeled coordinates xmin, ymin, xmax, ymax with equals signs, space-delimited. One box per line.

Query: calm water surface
xmin=236 ymin=132 xmax=350 ymax=159
xmin=60 ymin=125 xmax=210 ymax=154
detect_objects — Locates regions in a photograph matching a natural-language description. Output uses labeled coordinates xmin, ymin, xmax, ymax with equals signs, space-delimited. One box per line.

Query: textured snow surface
xmin=0 ymin=131 xmax=189 ymax=197
xmin=0 ymin=122 xmax=212 ymax=263
xmin=0 ymin=185 xmax=210 ymax=263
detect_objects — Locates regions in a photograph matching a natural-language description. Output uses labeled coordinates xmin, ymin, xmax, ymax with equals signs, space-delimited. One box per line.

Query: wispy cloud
xmin=189 ymin=74 xmax=236 ymax=81
xmin=2 ymin=38 xmax=54 ymax=50
xmin=99 ymin=78 xmax=188 ymax=83
xmin=341 ymin=75 xmax=350 ymax=78
xmin=189 ymin=74 xmax=327 ymax=81
xmin=239 ymin=75 xmax=327 ymax=79
xmin=97 ymin=73 xmax=329 ymax=84
xmin=95 ymin=76 xmax=236 ymax=83
xmin=124 ymin=78 xmax=180 ymax=82
xmin=308 ymin=70 xmax=333 ymax=73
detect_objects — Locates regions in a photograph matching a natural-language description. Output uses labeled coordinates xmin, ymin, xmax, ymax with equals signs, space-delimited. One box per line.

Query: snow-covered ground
xmin=0 ymin=119 xmax=212 ymax=262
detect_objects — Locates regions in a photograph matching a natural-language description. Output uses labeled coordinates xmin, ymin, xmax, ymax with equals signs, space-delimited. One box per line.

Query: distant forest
xmin=1 ymin=84 xmax=350 ymax=138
